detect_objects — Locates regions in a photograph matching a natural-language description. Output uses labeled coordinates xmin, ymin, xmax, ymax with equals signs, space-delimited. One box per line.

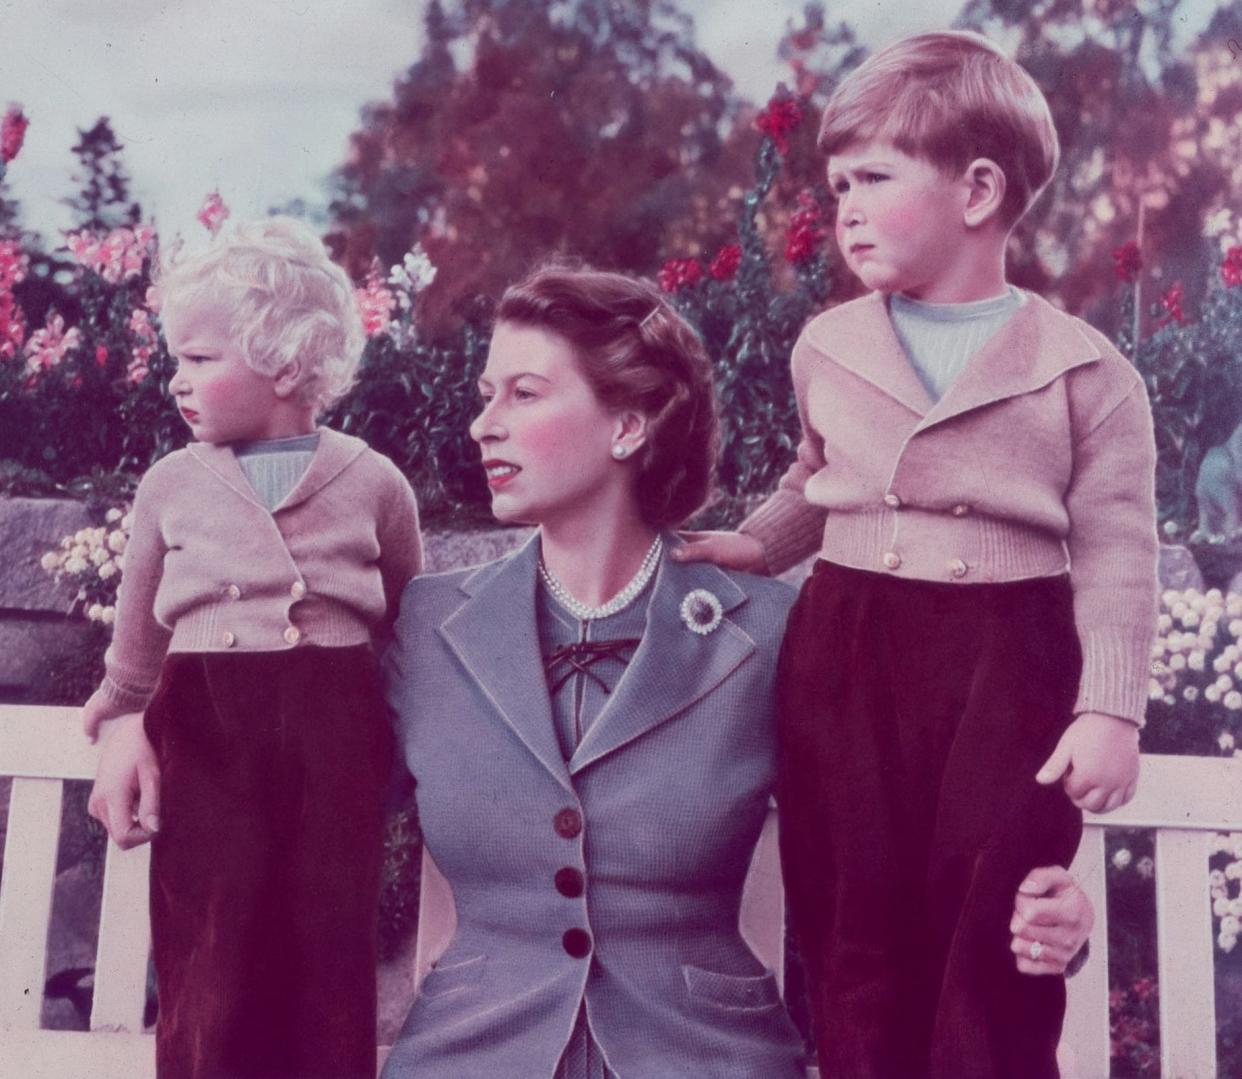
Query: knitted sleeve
xmin=738 ymin=332 xmax=830 ymax=575
xmin=1065 ymin=380 xmax=1159 ymax=725
xmin=97 ymin=464 xmax=174 ymax=712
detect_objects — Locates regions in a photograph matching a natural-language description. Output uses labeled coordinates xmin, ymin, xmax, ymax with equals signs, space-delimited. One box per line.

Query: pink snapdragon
xmin=24 ymin=311 xmax=81 ymax=372
xmin=0 ymin=240 xmax=29 ymax=291
xmin=355 ymin=265 xmax=397 ymax=337
xmin=127 ymin=306 xmax=158 ymax=382
xmin=196 ymin=191 xmax=230 ymax=234
xmin=1 ymin=106 xmax=28 ymax=164
xmin=66 ymin=224 xmax=156 ymax=284
xmin=0 ymin=291 xmax=26 ymax=360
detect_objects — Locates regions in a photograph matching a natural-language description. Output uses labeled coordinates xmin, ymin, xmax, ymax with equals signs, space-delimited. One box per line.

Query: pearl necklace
xmin=539 ymin=535 xmax=663 ymax=621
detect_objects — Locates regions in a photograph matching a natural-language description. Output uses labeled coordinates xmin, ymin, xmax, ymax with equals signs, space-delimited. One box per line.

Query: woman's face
xmin=471 ymin=321 xmax=637 ymax=527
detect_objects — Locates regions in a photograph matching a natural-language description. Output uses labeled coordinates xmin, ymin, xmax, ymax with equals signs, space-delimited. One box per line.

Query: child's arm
xmin=85 ymin=470 xmax=173 ymax=741
xmin=375 ymin=461 xmax=423 ymax=628
xmin=86 ymin=713 xmax=161 ymax=849
xmin=675 ymin=335 xmax=828 ymax=574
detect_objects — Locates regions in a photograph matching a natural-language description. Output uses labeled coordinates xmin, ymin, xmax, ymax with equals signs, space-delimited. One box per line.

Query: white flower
xmin=1162 ymin=589 xmax=1180 ymax=606
xmin=87 ymin=603 xmax=103 ymax=621
xmin=105 ymin=507 xmax=122 ymax=523
xmin=1214 ymin=655 xmax=1233 ymax=673
xmin=1149 ymin=681 xmax=1165 ymax=700
xmin=1226 ymin=692 xmax=1242 ymax=711
xmin=1227 ymin=862 xmax=1242 ymax=880
xmin=1157 ymin=613 xmax=1173 ymax=632
xmin=1189 ymin=650 xmax=1206 ymax=671
xmin=1183 ymin=686 xmax=1199 ymax=701
xmin=1136 ymin=856 xmax=1154 ymax=879
xmin=90 ymin=546 xmax=110 ymax=566
xmin=1216 ymin=673 xmax=1234 ymax=692
xmin=121 ymin=513 xmax=133 ymax=531
xmin=1169 ymin=653 xmax=1187 ymax=671
xmin=1231 ymin=898 xmax=1242 ymax=918
xmin=680 ymin=589 xmax=723 ymax=635
xmin=1228 ymin=596 xmax=1242 ymax=617
xmin=1112 ymin=848 xmax=1132 ymax=870
xmin=1223 ymin=915 xmax=1241 ymax=935
xmin=40 ymin=551 xmax=60 ymax=572
xmin=107 ymin=531 xmax=127 ymax=553
xmin=1182 ymin=610 xmax=1201 ymax=628
xmin=1207 ymin=588 xmax=1225 ymax=604
xmin=1215 ymin=897 xmax=1231 ymax=918
xmin=1230 ymin=619 xmax=1242 ymax=638
xmin=1206 ymin=685 xmax=1223 ymax=703
xmin=64 ymin=556 xmax=88 ymax=575
xmin=1220 ymin=932 xmax=1238 ymax=953
xmin=1233 ymin=660 xmax=1242 ymax=681
xmin=98 ymin=561 xmax=118 ymax=580
xmin=99 ymin=605 xmax=115 ymax=626
xmin=1221 ymin=732 xmax=1237 ymax=751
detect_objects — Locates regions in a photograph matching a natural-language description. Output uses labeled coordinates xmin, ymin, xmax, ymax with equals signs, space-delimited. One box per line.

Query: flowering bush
xmin=40 ymin=507 xmax=131 ymax=625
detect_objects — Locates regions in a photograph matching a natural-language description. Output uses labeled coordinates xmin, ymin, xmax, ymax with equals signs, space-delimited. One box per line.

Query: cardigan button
xmin=948 ymin=558 xmax=968 ymax=579
xmin=221 ymin=631 xmax=236 ymax=647
xmin=290 ymin=581 xmax=306 ymax=600
xmin=283 ymin=626 xmax=302 ymax=645
xmin=882 ymin=551 xmax=902 ymax=571
xmin=883 ymin=492 xmax=901 ymax=509
xmin=225 ymin=584 xmax=241 ymax=600
xmin=554 ymin=867 xmax=585 ymax=898
xmin=554 ymin=807 xmax=582 ymax=839
xmin=951 ymin=503 xmax=971 ymax=517
xmin=562 ymin=928 xmax=592 ymax=958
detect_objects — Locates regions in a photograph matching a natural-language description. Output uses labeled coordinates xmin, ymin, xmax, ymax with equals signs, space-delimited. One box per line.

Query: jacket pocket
xmin=418 ymin=953 xmax=486 ymax=1002
xmin=682 ymin=964 xmax=783 ymax=1012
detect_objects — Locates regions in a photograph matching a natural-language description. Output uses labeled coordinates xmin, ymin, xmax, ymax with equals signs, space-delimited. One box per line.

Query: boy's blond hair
xmin=819 ymin=30 xmax=1059 ymax=226
xmin=159 ymin=217 xmax=364 ymax=416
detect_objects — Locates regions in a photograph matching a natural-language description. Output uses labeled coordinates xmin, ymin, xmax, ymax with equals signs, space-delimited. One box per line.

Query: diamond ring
xmin=1029 ymin=940 xmax=1044 ymax=961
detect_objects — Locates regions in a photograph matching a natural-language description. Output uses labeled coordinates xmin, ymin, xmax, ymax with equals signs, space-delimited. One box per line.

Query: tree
xmin=327 ymin=0 xmax=756 ymax=333
xmin=63 ymin=117 xmax=142 ymax=233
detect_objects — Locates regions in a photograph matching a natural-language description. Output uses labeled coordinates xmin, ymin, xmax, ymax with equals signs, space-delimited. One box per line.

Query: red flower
xmin=95 ymin=345 xmax=109 ymax=367
xmin=785 ymin=190 xmax=826 ymax=264
xmin=1 ymin=106 xmax=28 ymax=164
xmin=1222 ymin=245 xmax=1242 ymax=288
xmin=708 ymin=244 xmax=742 ymax=281
xmin=1156 ymin=282 xmax=1186 ymax=327
xmin=657 ymin=258 xmax=702 ymax=293
xmin=755 ymin=94 xmax=803 ymax=155
xmin=1112 ymin=240 xmax=1142 ymax=283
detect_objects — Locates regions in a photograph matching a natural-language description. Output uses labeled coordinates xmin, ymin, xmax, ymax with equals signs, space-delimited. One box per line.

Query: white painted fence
xmin=2 ymin=704 xmax=1240 ymax=1078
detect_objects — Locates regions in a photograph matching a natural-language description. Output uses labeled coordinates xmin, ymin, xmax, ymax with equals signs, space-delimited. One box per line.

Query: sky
xmin=0 ymin=0 xmax=1223 ymax=243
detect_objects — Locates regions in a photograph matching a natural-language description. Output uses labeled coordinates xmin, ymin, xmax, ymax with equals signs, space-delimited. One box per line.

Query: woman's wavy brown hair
xmin=496 ymin=263 xmax=718 ymax=529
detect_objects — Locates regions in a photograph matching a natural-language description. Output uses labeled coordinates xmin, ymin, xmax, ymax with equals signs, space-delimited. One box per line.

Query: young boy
xmin=675 ymin=30 xmax=1157 ymax=1077
xmin=84 ymin=218 xmax=422 ymax=1078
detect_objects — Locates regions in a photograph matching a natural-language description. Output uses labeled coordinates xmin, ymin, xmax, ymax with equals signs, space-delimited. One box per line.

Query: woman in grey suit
xmin=380 ymin=266 xmax=1094 ymax=1078
xmin=382 ymin=266 xmax=806 ymax=1078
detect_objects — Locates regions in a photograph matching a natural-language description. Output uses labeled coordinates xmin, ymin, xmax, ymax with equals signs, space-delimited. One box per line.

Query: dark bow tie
xmin=544 ymin=638 xmax=641 ymax=695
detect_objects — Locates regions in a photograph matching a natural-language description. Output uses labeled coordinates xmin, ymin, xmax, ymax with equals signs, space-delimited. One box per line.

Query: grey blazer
xmin=381 ymin=533 xmax=807 ymax=1078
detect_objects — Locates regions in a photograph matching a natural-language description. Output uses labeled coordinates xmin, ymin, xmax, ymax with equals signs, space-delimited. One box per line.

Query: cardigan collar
xmin=803 ymin=290 xmax=1105 ymax=431
xmin=184 ymin=426 xmax=369 ymax=513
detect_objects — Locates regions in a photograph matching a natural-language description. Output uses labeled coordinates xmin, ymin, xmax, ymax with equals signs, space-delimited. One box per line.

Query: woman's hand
xmin=87 ymin=713 xmax=161 ymax=850
xmin=82 ymin=687 xmax=128 ymax=743
xmin=1035 ymin=711 xmax=1140 ymax=813
xmin=671 ymin=530 xmax=768 ymax=574
xmin=1010 ymin=865 xmax=1093 ymax=976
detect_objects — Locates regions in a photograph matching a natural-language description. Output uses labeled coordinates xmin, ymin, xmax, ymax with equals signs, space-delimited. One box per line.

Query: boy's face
xmin=164 ymin=301 xmax=291 ymax=445
xmin=827 ymin=141 xmax=974 ymax=300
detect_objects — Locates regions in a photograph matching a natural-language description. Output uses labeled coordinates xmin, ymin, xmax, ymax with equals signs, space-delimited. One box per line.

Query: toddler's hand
xmin=671 ymin=530 xmax=768 ymax=574
xmin=1035 ymin=711 xmax=1140 ymax=813
xmin=83 ymin=688 xmax=128 ymax=743
xmin=87 ymin=713 xmax=161 ymax=850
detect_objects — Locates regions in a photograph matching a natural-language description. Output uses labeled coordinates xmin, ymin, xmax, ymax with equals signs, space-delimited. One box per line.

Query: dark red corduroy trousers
xmin=777 ymin=560 xmax=1083 ymax=1079
xmin=143 ymin=646 xmax=393 ymax=1079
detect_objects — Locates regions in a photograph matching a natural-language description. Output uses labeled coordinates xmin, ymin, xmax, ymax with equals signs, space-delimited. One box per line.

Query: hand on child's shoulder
xmin=1035 ymin=711 xmax=1140 ymax=814
xmin=671 ymin=531 xmax=768 ymax=574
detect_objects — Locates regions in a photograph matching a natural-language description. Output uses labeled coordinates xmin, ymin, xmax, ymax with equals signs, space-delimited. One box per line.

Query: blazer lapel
xmin=915 ymin=292 xmax=1103 ymax=433
xmin=186 ymin=440 xmax=266 ymax=507
xmin=272 ymin=428 xmax=368 ymax=512
xmin=569 ymin=547 xmax=755 ymax=776
xmin=438 ymin=534 xmax=573 ymax=793
xmin=804 ymin=291 xmax=936 ymax=417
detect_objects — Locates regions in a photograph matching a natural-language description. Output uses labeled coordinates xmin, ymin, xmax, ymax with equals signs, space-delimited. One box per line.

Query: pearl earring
xmin=612 ymin=444 xmax=628 ymax=459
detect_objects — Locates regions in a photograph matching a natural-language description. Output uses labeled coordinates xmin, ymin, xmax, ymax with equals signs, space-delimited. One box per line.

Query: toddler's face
xmin=827 ymin=141 xmax=971 ymax=300
xmin=164 ymin=302 xmax=287 ymax=445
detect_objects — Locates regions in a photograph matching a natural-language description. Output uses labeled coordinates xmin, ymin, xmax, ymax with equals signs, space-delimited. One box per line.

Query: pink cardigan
xmin=98 ymin=428 xmax=423 ymax=712
xmin=741 ymin=291 xmax=1158 ymax=725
